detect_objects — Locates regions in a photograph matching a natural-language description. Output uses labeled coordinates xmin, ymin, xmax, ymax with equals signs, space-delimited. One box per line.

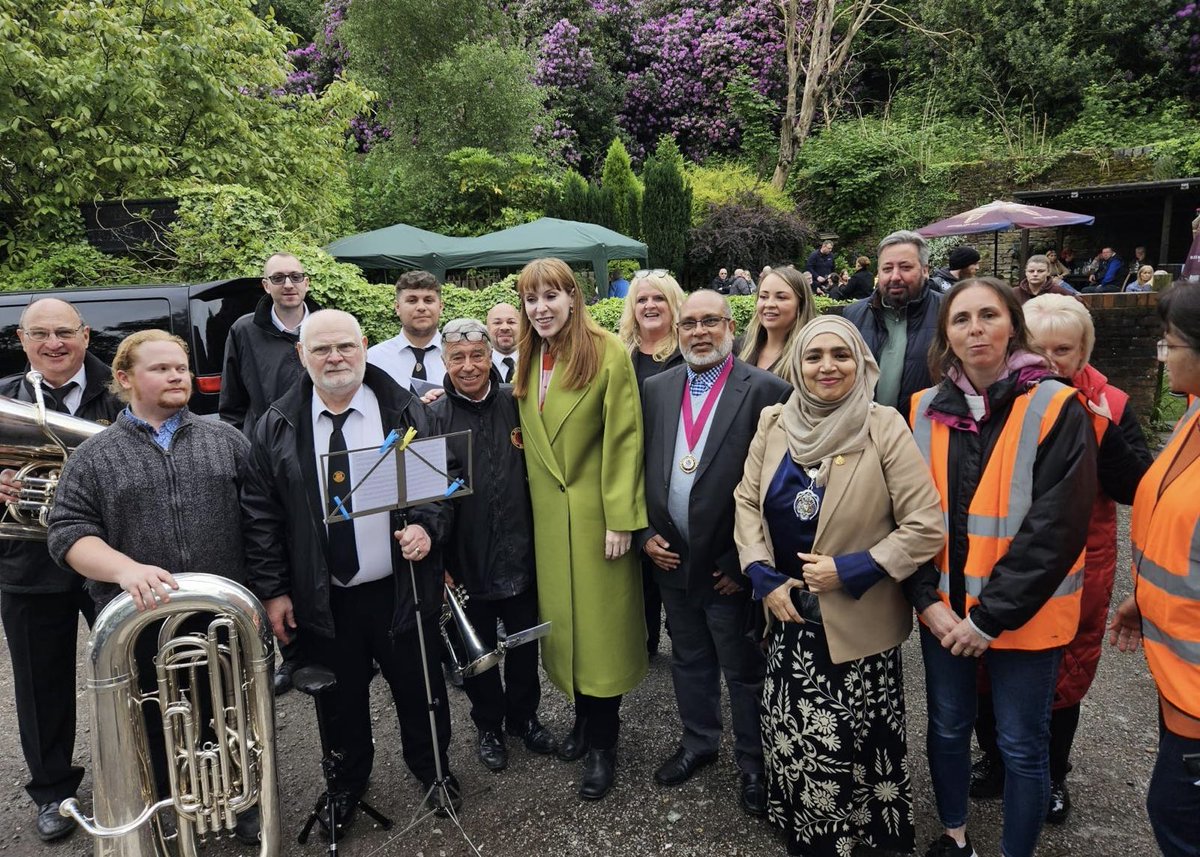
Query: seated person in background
xmin=729 ymin=269 xmax=754 ymax=296
xmin=1014 ymin=255 xmax=1082 ymax=305
xmin=1082 ymin=247 xmax=1124 ymax=293
xmin=710 ymin=268 xmax=732 ymax=294
xmin=1123 ymin=246 xmax=1151 ymax=287
xmin=1044 ymin=249 xmax=1069 ymax=280
xmin=1125 ymin=265 xmax=1155 ymax=293
xmin=1058 ymin=246 xmax=1079 ymax=273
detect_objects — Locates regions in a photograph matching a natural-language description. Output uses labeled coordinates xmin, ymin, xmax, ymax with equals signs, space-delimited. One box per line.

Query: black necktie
xmin=324 ymin=410 xmax=359 ymax=585
xmin=42 ymin=381 xmax=76 ymax=414
xmin=501 ymin=356 xmax=515 ymax=383
xmin=408 ymin=345 xmax=430 ymax=381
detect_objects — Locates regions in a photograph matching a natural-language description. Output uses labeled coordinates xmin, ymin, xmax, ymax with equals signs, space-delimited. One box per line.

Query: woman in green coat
xmin=513 ymin=258 xmax=649 ymax=801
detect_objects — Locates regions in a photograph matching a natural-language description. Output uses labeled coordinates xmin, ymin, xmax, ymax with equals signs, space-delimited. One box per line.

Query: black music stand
xmin=294 ymin=664 xmax=393 ymax=852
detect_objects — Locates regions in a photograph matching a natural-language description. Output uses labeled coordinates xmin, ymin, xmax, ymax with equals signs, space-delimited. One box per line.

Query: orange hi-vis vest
xmin=1131 ymin=399 xmax=1200 ymax=726
xmin=910 ymin=380 xmax=1084 ymax=650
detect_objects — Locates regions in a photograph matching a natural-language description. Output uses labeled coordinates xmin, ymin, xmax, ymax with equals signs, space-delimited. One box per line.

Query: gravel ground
xmin=0 ymin=506 xmax=1160 ymax=857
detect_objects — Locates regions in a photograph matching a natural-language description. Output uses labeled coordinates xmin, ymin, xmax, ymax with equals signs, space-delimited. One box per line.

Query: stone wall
xmin=1078 ymin=291 xmax=1161 ymax=420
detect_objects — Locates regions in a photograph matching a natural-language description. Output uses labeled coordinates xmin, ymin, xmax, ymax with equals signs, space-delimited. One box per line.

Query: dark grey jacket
xmin=843 ymin=281 xmax=943 ymax=411
xmin=219 ymin=294 xmax=312 ymax=437
xmin=428 ymin=368 xmax=534 ymax=600
xmin=0 ymin=352 xmax=123 ymax=593
xmin=46 ymin=408 xmax=250 ymax=609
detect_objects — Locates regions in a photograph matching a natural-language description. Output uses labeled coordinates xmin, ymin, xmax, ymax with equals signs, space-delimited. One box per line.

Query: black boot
xmin=557 ymin=718 xmax=589 ymax=762
xmin=578 ymin=747 xmax=617 ymax=800
xmin=969 ymin=753 xmax=1004 ymax=799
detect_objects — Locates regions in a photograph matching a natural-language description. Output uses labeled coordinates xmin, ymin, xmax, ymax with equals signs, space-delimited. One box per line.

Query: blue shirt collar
xmin=684 ymin=354 xmax=732 ymax=396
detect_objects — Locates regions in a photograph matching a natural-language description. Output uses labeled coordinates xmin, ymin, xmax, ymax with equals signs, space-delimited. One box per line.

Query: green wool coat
xmin=518 ymin=329 xmax=649 ymax=698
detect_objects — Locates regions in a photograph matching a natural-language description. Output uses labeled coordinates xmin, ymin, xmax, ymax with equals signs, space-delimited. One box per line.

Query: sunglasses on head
xmin=633 ymin=269 xmax=669 ymax=279
xmin=443 ymin=329 xmax=490 ymax=344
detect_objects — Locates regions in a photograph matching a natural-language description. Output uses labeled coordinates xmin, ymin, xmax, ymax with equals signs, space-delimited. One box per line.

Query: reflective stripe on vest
xmin=910 ymin=381 xmax=1084 ymax=650
xmin=1131 ymin=404 xmax=1200 ymax=720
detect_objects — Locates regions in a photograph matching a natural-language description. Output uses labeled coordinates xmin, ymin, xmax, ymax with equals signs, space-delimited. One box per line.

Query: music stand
xmin=294 ymin=665 xmax=393 ymax=853
xmin=319 ymin=430 xmax=482 ymax=856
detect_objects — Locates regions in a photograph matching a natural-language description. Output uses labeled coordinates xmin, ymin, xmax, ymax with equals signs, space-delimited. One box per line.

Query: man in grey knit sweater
xmin=46 ymin=329 xmax=259 ymax=845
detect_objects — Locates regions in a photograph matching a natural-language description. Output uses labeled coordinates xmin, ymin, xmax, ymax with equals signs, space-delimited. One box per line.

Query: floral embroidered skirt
xmin=762 ymin=620 xmax=915 ymax=857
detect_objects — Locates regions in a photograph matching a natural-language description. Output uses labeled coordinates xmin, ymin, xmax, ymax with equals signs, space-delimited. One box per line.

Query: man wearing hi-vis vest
xmin=902 ymin=278 xmax=1096 ymax=857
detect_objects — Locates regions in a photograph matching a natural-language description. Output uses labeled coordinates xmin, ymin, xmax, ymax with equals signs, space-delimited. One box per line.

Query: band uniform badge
xmin=510 ymin=427 xmax=524 ymax=449
xmin=332 ymin=470 xmax=347 ymax=484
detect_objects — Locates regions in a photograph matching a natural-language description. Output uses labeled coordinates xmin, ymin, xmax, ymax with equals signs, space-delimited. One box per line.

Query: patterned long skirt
xmin=761 ymin=619 xmax=915 ymax=857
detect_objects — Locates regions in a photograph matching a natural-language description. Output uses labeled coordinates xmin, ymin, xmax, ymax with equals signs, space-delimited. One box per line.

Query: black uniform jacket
xmin=0 ymin=352 xmax=122 ymax=592
xmin=241 ymin=364 xmax=448 ymax=638
xmin=427 ymin=367 xmax=534 ymax=600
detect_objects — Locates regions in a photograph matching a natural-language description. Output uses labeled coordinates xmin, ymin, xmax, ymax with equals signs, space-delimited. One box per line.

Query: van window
xmin=190 ymin=289 xmax=261 ymax=378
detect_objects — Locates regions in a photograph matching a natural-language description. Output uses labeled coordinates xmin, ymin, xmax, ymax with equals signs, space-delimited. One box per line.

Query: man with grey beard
xmin=636 ymin=290 xmax=790 ymax=816
xmin=241 ymin=310 xmax=459 ymax=833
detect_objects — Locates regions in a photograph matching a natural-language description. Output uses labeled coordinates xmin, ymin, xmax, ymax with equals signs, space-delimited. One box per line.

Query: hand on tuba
xmin=0 ymin=468 xmax=21 ymax=505
xmin=116 ymin=563 xmax=179 ymax=612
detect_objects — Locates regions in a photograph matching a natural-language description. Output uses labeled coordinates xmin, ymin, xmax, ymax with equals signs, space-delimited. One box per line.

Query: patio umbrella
xmin=917 ymin=199 xmax=1095 ymax=275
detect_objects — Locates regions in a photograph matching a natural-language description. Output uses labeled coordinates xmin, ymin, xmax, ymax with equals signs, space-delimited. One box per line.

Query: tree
xmin=0 ymin=0 xmax=368 ymax=257
xmin=688 ymin=194 xmax=813 ymax=276
xmin=552 ymin=171 xmax=590 ymax=222
xmin=600 ymin=139 xmax=640 ymax=237
xmin=641 ymin=137 xmax=691 ymax=273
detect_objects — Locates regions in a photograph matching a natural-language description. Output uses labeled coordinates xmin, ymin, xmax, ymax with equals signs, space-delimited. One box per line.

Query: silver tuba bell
xmin=439 ymin=583 xmax=551 ymax=680
xmin=59 ymin=573 xmax=281 ymax=857
xmin=0 ymin=371 xmax=107 ymax=539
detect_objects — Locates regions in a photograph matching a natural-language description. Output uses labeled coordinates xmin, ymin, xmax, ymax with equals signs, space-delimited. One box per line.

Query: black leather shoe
xmin=1046 ymin=779 xmax=1071 ymax=824
xmin=968 ymin=753 xmax=1004 ymax=799
xmin=234 ymin=805 xmax=260 ymax=845
xmin=653 ymin=746 xmax=718 ymax=786
xmin=478 ymin=729 xmax=508 ymax=772
xmin=423 ymin=774 xmax=463 ymax=818
xmin=317 ymin=791 xmax=358 ymax=839
xmin=273 ymin=662 xmax=293 ymax=696
xmin=36 ymin=801 xmax=75 ymax=842
xmin=740 ymin=771 xmax=767 ymax=816
xmin=507 ymin=717 xmax=558 ymax=755
xmin=557 ymin=718 xmax=589 ymax=762
xmin=579 ymin=747 xmax=617 ymax=800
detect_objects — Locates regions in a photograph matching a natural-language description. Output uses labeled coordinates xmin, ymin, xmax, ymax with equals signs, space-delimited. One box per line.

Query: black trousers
xmin=461 ymin=586 xmax=541 ymax=732
xmin=640 ymin=554 xmax=664 ymax=653
xmin=305 ymin=576 xmax=452 ymax=794
xmin=574 ymin=693 xmax=622 ymax=750
xmin=0 ymin=585 xmax=95 ymax=805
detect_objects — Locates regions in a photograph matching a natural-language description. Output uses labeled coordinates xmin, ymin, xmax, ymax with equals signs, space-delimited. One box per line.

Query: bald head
xmin=300 ymin=309 xmax=363 ymax=349
xmin=486 ymin=302 xmax=520 ymax=355
xmin=677 ymin=290 xmax=735 ymax=370
xmin=298 ymin=310 xmax=368 ymax=404
xmin=17 ymin=298 xmax=90 ymax=387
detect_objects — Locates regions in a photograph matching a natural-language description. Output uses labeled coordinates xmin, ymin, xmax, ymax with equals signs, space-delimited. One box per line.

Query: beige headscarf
xmin=781 ymin=315 xmax=881 ymax=486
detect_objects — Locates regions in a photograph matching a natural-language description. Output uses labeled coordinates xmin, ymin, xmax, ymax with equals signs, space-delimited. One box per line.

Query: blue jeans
xmin=919 ymin=626 xmax=1061 ymax=857
xmin=1148 ymin=715 xmax=1200 ymax=857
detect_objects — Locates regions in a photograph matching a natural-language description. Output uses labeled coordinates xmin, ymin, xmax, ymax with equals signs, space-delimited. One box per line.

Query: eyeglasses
xmin=676 ymin=316 xmax=732 ymax=332
xmin=306 ymin=342 xmax=360 ymax=358
xmin=20 ymin=324 xmax=84 ymax=341
xmin=443 ymin=329 xmax=490 ymax=344
xmin=633 ymin=269 xmax=668 ymax=279
xmin=1157 ymin=339 xmax=1193 ymax=361
xmin=265 ymin=271 xmax=308 ymax=285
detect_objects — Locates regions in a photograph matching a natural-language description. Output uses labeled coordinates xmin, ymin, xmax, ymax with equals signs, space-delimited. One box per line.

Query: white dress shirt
xmin=311 ymin=384 xmax=394 ymax=587
xmin=368 ymin=330 xmax=445 ymax=392
xmin=491 ymin=350 xmax=518 ymax=382
xmin=53 ymin=363 xmax=88 ymax=414
xmin=271 ymin=303 xmax=309 ymax=334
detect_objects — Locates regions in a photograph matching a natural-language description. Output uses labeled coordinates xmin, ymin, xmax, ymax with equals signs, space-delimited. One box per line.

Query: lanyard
xmin=681 ymin=357 xmax=733 ymax=451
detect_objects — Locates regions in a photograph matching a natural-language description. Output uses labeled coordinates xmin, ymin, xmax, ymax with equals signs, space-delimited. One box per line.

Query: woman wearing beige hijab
xmin=733 ymin=315 xmax=943 ymax=857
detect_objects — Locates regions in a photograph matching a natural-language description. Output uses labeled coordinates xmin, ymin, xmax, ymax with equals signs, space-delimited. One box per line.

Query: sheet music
xmin=347 ymin=448 xmax=401 ymax=512
xmin=405 ymin=437 xmax=448 ymax=501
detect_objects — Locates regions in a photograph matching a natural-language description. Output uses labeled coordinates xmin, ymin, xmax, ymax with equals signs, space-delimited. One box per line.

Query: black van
xmin=0 ymin=278 xmax=261 ymax=415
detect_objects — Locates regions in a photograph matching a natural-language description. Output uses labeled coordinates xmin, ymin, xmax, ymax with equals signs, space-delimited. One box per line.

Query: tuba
xmin=0 ymin=371 xmax=106 ymax=539
xmin=59 ymin=573 xmax=281 ymax=857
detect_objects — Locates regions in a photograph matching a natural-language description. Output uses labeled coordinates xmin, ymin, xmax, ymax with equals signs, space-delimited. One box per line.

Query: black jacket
xmin=833 ymin=269 xmax=874 ymax=302
xmin=843 ymin=281 xmax=942 ymax=411
xmin=219 ymin=294 xmax=314 ymax=437
xmin=240 ymin=364 xmax=448 ymax=638
xmin=638 ymin=358 xmax=791 ymax=605
xmin=903 ymin=375 xmax=1097 ymax=639
xmin=0 ymin=352 xmax=123 ymax=592
xmin=427 ymin=368 xmax=534 ymax=600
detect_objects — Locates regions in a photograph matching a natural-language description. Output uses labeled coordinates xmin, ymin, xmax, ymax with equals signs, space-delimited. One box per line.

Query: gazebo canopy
xmin=323 ymin=223 xmax=464 ymax=273
xmin=325 ymin=217 xmax=647 ymax=283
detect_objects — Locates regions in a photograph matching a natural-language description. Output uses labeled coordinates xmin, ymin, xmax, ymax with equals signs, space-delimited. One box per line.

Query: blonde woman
xmin=617 ymin=270 xmax=686 ymax=389
xmin=738 ymin=266 xmax=816 ymax=385
xmin=617 ymin=269 xmax=685 ymax=656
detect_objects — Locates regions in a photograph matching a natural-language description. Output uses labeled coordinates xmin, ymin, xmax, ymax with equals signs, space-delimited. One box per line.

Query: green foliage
xmin=167 ymin=185 xmax=284 ymax=280
xmin=254 ymin=0 xmax=320 ymax=34
xmin=685 ymin=162 xmax=792 ymax=225
xmin=587 ymin=182 xmax=618 ymax=232
xmin=441 ymin=283 xmax=521 ymax=326
xmin=548 ymin=171 xmax=591 ymax=222
xmin=600 ymin=139 xmax=641 ymax=238
xmin=642 ymin=137 xmax=692 ymax=273
xmin=0 ymin=242 xmax=145 ymax=291
xmin=586 ymin=298 xmax=626 ymax=333
xmin=302 ymin=251 xmax=396 ymax=345
xmin=724 ymin=69 xmax=779 ymax=180
xmin=0 ymin=0 xmax=368 ymax=259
